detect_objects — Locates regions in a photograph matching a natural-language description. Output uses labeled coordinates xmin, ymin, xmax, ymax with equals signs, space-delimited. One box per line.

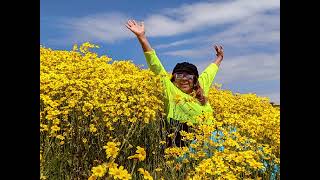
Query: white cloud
xmin=193 ymin=51 xmax=280 ymax=104
xmin=51 ymin=0 xmax=279 ymax=43
xmin=145 ymin=0 xmax=279 ymax=37
xmin=56 ymin=12 xmax=133 ymax=44
xmin=162 ymin=47 xmax=210 ymax=58
xmin=154 ymin=37 xmax=204 ymax=49
xmin=195 ymin=52 xmax=280 ymax=84
xmin=209 ymin=13 xmax=280 ymax=47
xmin=155 ymin=13 xmax=279 ymax=49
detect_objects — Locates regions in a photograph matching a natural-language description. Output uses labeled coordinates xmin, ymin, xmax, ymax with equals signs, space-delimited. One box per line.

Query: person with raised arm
xmin=125 ymin=19 xmax=224 ymax=147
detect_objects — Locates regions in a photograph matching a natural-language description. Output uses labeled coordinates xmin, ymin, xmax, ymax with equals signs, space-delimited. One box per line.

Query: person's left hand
xmin=214 ymin=45 xmax=224 ymax=59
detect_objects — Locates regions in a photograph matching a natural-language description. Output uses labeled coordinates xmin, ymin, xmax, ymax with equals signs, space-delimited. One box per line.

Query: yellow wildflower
xmin=89 ymin=124 xmax=97 ymax=133
xmin=53 ymin=118 xmax=60 ymax=125
xmin=103 ymin=141 xmax=120 ymax=159
xmin=138 ymin=168 xmax=153 ymax=180
xmin=56 ymin=135 xmax=65 ymax=140
xmin=155 ymin=168 xmax=162 ymax=172
xmin=128 ymin=146 xmax=146 ymax=161
xmin=50 ymin=125 xmax=60 ymax=132
xmin=109 ymin=166 xmax=132 ymax=180
xmin=91 ymin=165 xmax=106 ymax=177
xmin=105 ymin=161 xmax=118 ymax=169
xmin=40 ymin=124 xmax=48 ymax=132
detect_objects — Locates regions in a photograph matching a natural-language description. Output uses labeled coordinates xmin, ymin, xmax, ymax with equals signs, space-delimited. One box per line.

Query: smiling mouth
xmin=179 ymin=82 xmax=189 ymax=85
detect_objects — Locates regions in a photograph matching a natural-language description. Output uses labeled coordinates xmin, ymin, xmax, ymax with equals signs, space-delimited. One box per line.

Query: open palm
xmin=125 ymin=19 xmax=145 ymax=37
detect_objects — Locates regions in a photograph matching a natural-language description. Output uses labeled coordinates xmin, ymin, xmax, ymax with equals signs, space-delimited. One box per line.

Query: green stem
xmin=119 ymin=122 xmax=136 ymax=151
xmin=131 ymin=160 xmax=137 ymax=175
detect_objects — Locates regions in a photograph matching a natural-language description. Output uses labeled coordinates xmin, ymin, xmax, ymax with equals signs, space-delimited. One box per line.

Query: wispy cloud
xmin=145 ymin=0 xmax=279 ymax=37
xmin=47 ymin=0 xmax=279 ymax=44
xmin=195 ymin=52 xmax=280 ymax=84
xmin=47 ymin=12 xmax=133 ymax=45
xmin=156 ymin=10 xmax=280 ymax=87
xmin=193 ymin=51 xmax=280 ymax=104
xmin=208 ymin=13 xmax=280 ymax=47
xmin=161 ymin=47 xmax=211 ymax=58
xmin=155 ymin=13 xmax=279 ymax=49
xmin=154 ymin=37 xmax=204 ymax=49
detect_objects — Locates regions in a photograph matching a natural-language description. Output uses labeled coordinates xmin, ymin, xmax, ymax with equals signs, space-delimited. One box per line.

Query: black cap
xmin=172 ymin=62 xmax=199 ymax=78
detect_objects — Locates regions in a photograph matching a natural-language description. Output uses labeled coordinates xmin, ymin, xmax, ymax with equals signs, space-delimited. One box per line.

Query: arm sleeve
xmin=144 ymin=49 xmax=167 ymax=76
xmin=144 ymin=49 xmax=171 ymax=101
xmin=198 ymin=63 xmax=219 ymax=96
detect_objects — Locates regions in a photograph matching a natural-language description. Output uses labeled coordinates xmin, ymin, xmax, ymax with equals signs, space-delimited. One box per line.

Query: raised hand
xmin=214 ymin=45 xmax=224 ymax=59
xmin=125 ymin=19 xmax=152 ymax=52
xmin=213 ymin=44 xmax=224 ymax=66
xmin=125 ymin=19 xmax=145 ymax=37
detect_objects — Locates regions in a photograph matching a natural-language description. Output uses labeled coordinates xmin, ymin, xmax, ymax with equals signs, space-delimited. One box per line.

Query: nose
xmin=181 ymin=76 xmax=188 ymax=80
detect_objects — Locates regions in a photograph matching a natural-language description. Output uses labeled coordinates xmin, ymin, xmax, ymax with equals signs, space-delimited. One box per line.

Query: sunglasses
xmin=174 ymin=73 xmax=195 ymax=80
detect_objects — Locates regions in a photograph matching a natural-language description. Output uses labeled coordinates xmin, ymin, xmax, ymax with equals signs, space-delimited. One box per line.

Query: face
xmin=173 ymin=72 xmax=195 ymax=94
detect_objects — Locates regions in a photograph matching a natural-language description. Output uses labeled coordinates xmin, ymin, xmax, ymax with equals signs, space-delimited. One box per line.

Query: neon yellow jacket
xmin=144 ymin=50 xmax=219 ymax=124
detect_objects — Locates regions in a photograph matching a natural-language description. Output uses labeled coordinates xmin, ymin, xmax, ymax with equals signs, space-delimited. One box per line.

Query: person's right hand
xmin=125 ymin=19 xmax=145 ymax=37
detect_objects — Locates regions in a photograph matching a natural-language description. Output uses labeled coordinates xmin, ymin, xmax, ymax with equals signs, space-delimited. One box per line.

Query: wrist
xmin=216 ymin=56 xmax=223 ymax=61
xmin=136 ymin=33 xmax=146 ymax=39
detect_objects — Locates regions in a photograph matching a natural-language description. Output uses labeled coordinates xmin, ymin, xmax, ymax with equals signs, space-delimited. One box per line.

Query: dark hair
xmin=172 ymin=62 xmax=199 ymax=78
xmin=171 ymin=62 xmax=207 ymax=105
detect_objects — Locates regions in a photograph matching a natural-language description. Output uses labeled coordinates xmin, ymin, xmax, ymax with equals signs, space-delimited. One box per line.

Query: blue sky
xmin=41 ymin=0 xmax=280 ymax=104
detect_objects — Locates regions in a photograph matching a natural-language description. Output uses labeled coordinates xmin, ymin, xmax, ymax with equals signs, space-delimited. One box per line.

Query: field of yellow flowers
xmin=40 ymin=42 xmax=280 ymax=180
